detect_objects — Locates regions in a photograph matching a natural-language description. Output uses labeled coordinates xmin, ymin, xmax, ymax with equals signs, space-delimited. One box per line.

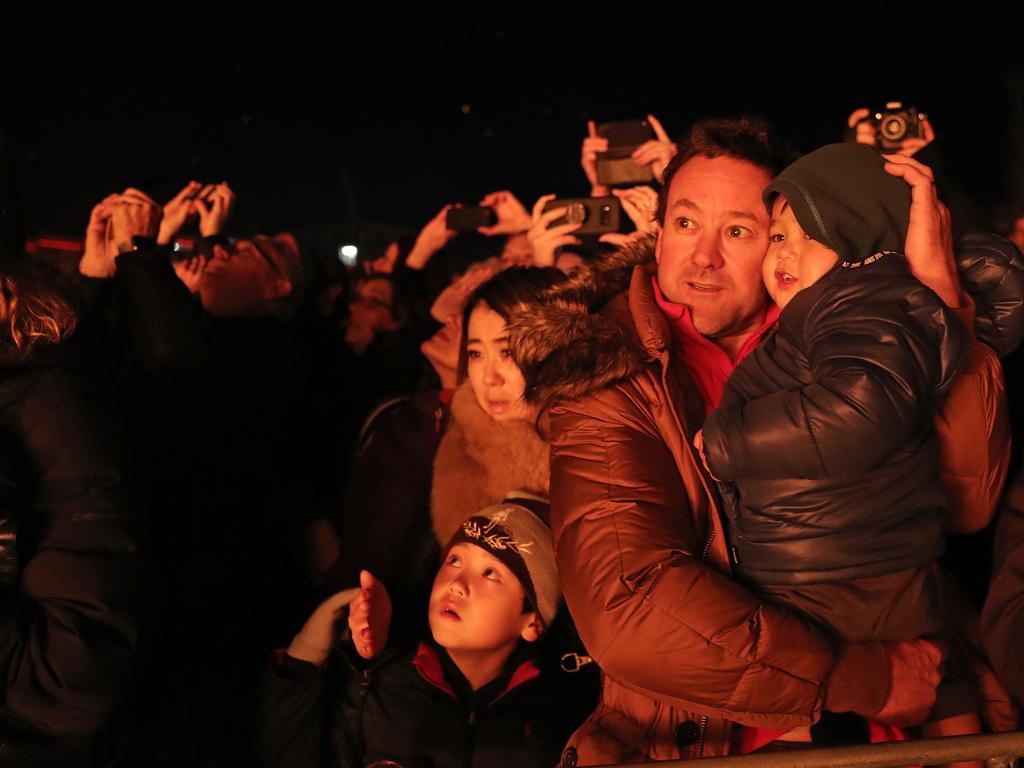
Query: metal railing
xmin=599 ymin=731 xmax=1024 ymax=768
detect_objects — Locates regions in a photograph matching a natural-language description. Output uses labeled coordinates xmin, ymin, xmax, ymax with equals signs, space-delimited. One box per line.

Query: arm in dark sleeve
xmin=258 ymin=601 xmax=411 ymax=767
xmin=546 ymin=384 xmax=894 ymax=727
xmin=954 ymin=231 xmax=1024 ymax=358
xmin=257 ymin=651 xmax=339 ymax=768
xmin=703 ymin=285 xmax=969 ymax=481
xmin=110 ymin=247 xmax=228 ymax=393
xmin=391 ymin=257 xmax=428 ymax=299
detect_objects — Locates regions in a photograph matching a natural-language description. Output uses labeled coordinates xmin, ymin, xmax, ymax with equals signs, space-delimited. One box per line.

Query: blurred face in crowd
xmin=762 ymin=196 xmax=839 ymax=311
xmin=345 ymin=276 xmax=400 ymax=354
xmin=365 ymin=241 xmax=401 ymax=275
xmin=655 ymin=155 xmax=773 ymax=353
xmin=428 ymin=542 xmax=540 ymax=666
xmin=465 ymin=303 xmax=537 ymax=424
xmin=554 ymin=249 xmax=585 ymax=276
xmin=198 ymin=235 xmax=296 ymax=318
xmin=501 ymin=233 xmax=534 ymax=266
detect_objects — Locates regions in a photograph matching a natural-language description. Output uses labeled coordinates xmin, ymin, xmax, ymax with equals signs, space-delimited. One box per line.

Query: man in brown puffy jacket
xmin=508 ymin=116 xmax=1019 ymax=764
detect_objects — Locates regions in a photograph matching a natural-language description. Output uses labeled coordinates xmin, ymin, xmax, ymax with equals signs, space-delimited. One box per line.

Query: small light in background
xmin=461 ymin=103 xmax=471 ymax=115
xmin=338 ymin=244 xmax=358 ymax=267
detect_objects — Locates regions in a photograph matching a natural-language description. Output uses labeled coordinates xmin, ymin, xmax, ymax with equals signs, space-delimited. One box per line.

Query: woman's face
xmin=465 ymin=304 xmax=538 ymax=424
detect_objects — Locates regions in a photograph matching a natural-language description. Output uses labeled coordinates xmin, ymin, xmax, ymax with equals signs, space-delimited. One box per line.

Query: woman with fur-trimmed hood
xmin=430 ymin=266 xmax=568 ymax=547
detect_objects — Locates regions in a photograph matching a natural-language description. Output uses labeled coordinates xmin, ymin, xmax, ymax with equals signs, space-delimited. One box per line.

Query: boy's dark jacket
xmin=701 ymin=143 xmax=970 ymax=585
xmin=257 ymin=607 xmax=591 ymax=768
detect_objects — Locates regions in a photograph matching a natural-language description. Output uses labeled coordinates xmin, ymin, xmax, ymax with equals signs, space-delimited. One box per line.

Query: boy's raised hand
xmin=348 ymin=570 xmax=393 ymax=660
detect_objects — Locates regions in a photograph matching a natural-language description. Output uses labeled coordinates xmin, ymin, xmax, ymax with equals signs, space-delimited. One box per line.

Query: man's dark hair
xmin=655 ymin=116 xmax=798 ymax=226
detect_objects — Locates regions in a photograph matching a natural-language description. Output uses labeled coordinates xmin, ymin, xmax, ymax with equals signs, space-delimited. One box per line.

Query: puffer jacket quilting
xmin=702 ymin=252 xmax=968 ymax=585
xmin=507 ymin=231 xmax=1017 ymax=763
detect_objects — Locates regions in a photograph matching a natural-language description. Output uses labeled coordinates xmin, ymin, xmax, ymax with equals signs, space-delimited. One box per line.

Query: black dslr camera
xmin=873 ymin=102 xmax=926 ymax=151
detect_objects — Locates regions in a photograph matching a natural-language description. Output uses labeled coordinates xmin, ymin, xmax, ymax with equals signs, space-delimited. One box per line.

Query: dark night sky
xmin=3 ymin=5 xmax=1022 ymax=246
xmin=0 ymin=5 xmax=1018 ymax=609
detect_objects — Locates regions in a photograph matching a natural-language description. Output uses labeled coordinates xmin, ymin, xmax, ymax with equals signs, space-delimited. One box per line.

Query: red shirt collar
xmin=651 ymin=276 xmax=780 ymax=413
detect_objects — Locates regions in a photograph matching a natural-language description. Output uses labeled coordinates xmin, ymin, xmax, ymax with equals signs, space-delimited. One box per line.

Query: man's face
xmin=655 ymin=156 xmax=773 ymax=345
xmin=428 ymin=542 xmax=539 ymax=658
xmin=197 ymin=237 xmax=292 ymax=317
xmin=344 ymin=277 xmax=400 ymax=353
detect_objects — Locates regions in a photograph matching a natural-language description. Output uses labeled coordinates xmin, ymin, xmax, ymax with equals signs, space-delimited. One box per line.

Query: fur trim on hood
xmin=507 ymin=235 xmax=656 ymax=410
xmin=430 ymin=382 xmax=550 ymax=546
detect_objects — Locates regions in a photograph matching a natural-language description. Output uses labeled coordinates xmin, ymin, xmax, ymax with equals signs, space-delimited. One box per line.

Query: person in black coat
xmin=77 ymin=189 xmax=361 ymax=763
xmin=0 ymin=259 xmax=147 ymax=767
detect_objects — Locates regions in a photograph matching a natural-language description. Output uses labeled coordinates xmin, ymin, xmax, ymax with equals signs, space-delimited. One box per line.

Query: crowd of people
xmin=0 ymin=106 xmax=1023 ymax=768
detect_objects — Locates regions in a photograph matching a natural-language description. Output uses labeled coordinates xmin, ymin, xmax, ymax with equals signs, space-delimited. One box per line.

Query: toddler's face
xmin=763 ymin=196 xmax=840 ymax=310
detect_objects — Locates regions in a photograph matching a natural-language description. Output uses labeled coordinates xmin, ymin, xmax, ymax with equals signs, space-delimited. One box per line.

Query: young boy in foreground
xmin=258 ymin=497 xmax=587 ymax=767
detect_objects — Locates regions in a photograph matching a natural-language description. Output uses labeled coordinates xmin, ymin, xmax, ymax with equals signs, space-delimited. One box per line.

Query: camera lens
xmin=881 ymin=116 xmax=907 ymax=141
